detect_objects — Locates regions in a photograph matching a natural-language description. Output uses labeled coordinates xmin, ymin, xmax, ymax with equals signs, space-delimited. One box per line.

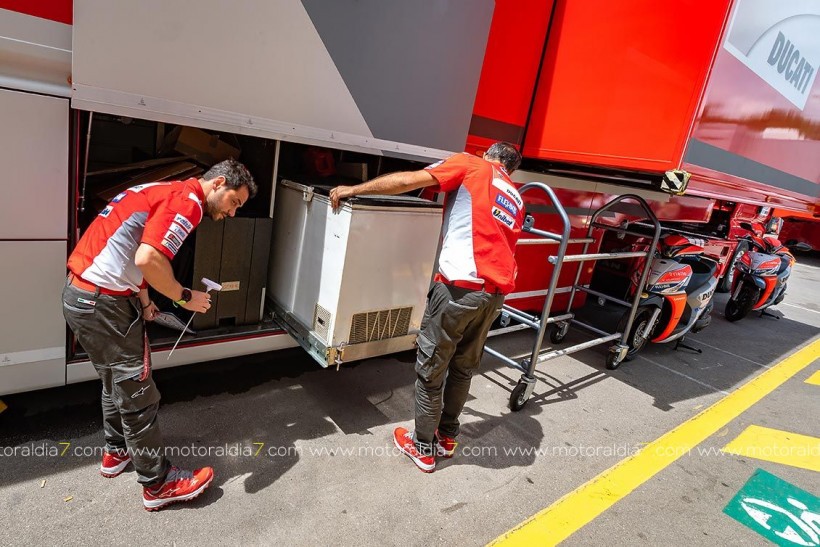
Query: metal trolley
xmin=484 ymin=182 xmax=661 ymax=411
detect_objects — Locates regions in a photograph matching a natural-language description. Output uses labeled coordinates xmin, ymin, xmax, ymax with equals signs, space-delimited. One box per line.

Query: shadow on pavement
xmin=480 ymin=289 xmax=818 ymax=413
xmin=2 ymin=255 xmax=815 ymax=494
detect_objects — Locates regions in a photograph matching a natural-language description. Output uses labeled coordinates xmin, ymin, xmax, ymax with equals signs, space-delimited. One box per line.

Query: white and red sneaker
xmin=142 ymin=466 xmax=214 ymax=511
xmin=100 ymin=449 xmax=131 ymax=478
xmin=435 ymin=431 xmax=457 ymax=458
xmin=393 ymin=427 xmax=435 ymax=473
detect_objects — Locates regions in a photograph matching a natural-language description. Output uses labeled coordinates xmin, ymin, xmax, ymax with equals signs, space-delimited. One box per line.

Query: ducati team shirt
xmin=425 ymin=153 xmax=525 ymax=295
xmin=67 ymin=178 xmax=205 ymax=292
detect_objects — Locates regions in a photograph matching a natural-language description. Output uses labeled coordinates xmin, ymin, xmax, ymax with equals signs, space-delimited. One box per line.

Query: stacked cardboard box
xmin=192 ymin=217 xmax=273 ymax=329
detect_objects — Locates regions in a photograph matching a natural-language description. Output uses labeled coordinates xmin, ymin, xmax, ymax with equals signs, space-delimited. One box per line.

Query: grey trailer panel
xmin=72 ymin=0 xmax=493 ymax=159
xmin=301 ymin=0 xmax=494 ymax=151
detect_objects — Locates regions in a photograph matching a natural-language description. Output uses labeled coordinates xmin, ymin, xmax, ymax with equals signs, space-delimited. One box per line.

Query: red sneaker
xmin=393 ymin=427 xmax=435 ymax=473
xmin=435 ymin=431 xmax=457 ymax=458
xmin=100 ymin=449 xmax=131 ymax=478
xmin=142 ymin=466 xmax=214 ymax=511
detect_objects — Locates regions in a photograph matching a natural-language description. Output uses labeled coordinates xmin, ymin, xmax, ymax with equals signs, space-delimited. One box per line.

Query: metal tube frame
xmin=484 ymin=185 xmax=661 ymax=406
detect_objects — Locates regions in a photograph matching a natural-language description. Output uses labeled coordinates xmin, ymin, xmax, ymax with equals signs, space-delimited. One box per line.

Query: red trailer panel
xmin=522 ymin=0 xmax=731 ymax=173
xmin=465 ymin=0 xmax=553 ymax=155
xmin=0 ymin=0 xmax=71 ymax=24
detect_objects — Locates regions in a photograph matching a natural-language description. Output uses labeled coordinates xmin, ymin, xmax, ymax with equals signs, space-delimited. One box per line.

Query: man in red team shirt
xmin=63 ymin=159 xmax=256 ymax=509
xmin=330 ymin=142 xmax=524 ymax=472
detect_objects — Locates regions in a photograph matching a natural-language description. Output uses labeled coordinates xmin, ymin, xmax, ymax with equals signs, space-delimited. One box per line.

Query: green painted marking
xmin=724 ymin=469 xmax=820 ymax=546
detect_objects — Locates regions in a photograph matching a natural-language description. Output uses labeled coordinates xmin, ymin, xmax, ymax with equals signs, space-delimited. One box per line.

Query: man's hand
xmin=142 ymin=301 xmax=160 ymax=322
xmin=329 ymin=186 xmax=354 ymax=210
xmin=181 ymin=289 xmax=212 ymax=313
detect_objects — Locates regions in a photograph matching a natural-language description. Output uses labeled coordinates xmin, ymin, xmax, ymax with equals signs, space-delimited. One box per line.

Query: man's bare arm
xmin=329 ymin=170 xmax=437 ymax=209
xmin=134 ymin=244 xmax=211 ymax=312
xmin=135 ymin=244 xmax=185 ymax=301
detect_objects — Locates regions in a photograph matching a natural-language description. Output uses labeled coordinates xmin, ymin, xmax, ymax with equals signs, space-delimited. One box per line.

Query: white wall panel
xmin=0 ymin=89 xmax=69 ymax=239
xmin=0 ymin=241 xmax=67 ymax=394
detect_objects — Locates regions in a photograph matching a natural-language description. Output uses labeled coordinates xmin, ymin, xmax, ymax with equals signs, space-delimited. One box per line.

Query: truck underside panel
xmin=71 ymin=0 xmax=493 ymax=161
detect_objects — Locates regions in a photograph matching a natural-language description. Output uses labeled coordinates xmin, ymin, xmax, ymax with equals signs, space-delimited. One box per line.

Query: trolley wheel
xmin=509 ymin=382 xmax=529 ymax=411
xmin=549 ymin=323 xmax=569 ymax=344
xmin=606 ymin=351 xmax=623 ymax=370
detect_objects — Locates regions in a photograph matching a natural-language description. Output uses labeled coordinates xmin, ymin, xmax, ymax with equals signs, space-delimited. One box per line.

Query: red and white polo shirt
xmin=67 ymin=178 xmax=205 ymax=292
xmin=425 ymin=153 xmax=524 ymax=295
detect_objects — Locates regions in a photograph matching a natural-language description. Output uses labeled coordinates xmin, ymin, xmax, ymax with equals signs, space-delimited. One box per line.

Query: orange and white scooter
xmin=618 ymin=234 xmax=719 ymax=359
xmin=724 ymin=220 xmax=810 ymax=322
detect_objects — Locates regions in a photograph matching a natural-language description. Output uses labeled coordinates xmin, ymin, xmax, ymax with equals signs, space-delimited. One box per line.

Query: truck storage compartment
xmin=70 ymin=112 xmax=441 ymax=366
xmin=70 ymin=113 xmax=281 ymax=360
xmin=268 ymin=180 xmax=443 ymax=367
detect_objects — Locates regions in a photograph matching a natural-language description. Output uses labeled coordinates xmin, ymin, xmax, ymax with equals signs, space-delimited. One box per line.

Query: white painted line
xmin=689 ymin=340 xmax=771 ymax=369
xmin=637 ymin=354 xmax=730 ymax=395
xmin=781 ymin=302 xmax=820 ymax=314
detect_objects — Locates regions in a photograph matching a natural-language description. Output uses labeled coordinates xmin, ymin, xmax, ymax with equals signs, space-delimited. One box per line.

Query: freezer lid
xmin=313 ymin=185 xmax=443 ymax=210
xmin=71 ymin=0 xmax=494 ymax=161
xmin=280 ymin=180 xmax=442 ymax=210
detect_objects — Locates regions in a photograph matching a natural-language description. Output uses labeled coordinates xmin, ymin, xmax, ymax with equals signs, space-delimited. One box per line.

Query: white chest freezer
xmin=268 ymin=180 xmax=443 ymax=367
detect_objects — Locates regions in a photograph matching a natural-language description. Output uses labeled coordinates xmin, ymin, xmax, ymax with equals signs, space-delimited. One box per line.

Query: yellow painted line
xmin=491 ymin=338 xmax=820 ymax=546
xmin=806 ymin=370 xmax=820 ymax=386
xmin=721 ymin=425 xmax=820 ymax=473
xmin=0 ymin=399 xmax=6 ymax=414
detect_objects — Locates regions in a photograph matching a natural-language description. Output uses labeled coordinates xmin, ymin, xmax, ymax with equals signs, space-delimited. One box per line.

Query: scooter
xmin=618 ymin=234 xmax=719 ymax=360
xmin=724 ymin=221 xmax=810 ymax=322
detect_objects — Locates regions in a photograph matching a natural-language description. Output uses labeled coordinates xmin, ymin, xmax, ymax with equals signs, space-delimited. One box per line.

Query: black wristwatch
xmin=174 ymin=288 xmax=192 ymax=307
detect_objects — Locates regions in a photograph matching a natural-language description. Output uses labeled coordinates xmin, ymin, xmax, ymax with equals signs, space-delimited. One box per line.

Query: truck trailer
xmin=0 ymin=0 xmax=817 ymax=396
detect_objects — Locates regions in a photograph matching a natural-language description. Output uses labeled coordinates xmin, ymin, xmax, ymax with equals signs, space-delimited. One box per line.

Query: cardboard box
xmin=336 ymin=162 xmax=368 ymax=181
xmin=163 ymin=126 xmax=241 ymax=167
xmin=192 ymin=217 xmax=272 ymax=329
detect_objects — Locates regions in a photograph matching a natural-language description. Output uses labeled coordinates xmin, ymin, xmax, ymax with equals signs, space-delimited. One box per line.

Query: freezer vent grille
xmin=313 ymin=304 xmax=332 ymax=342
xmin=349 ymin=307 xmax=413 ymax=344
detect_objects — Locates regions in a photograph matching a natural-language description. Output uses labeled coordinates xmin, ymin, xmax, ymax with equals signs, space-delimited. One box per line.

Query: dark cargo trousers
xmin=62 ymin=280 xmax=170 ymax=486
xmin=413 ymin=282 xmax=504 ymax=454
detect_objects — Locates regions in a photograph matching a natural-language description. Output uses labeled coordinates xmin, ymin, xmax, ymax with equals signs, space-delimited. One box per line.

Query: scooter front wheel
xmin=618 ymin=305 xmax=656 ymax=360
xmin=717 ymin=241 xmax=748 ymax=293
xmin=725 ymin=284 xmax=758 ymax=322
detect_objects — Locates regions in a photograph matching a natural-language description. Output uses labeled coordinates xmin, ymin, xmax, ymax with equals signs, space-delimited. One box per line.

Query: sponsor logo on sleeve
xmin=495 ymin=193 xmax=519 ymax=216
xmin=491 ymin=178 xmax=524 ymax=209
xmin=425 ymin=159 xmax=445 ymax=170
xmin=492 ymin=206 xmax=515 ymax=230
xmin=167 ymin=223 xmax=188 ymax=241
xmin=111 ymin=192 xmax=127 ymax=203
xmin=173 ymin=214 xmax=194 ymax=232
xmin=164 ymin=231 xmax=183 ymax=248
xmin=161 ymin=238 xmax=180 ymax=256
xmin=99 ymin=205 xmax=113 ymax=218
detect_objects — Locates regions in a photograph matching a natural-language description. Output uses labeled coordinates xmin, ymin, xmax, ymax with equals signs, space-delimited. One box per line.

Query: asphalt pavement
xmin=0 ymin=255 xmax=818 ymax=546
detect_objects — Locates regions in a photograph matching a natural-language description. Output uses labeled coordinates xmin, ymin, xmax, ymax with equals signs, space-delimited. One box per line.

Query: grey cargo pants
xmin=62 ymin=279 xmax=170 ymax=486
xmin=413 ymin=282 xmax=504 ymax=454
